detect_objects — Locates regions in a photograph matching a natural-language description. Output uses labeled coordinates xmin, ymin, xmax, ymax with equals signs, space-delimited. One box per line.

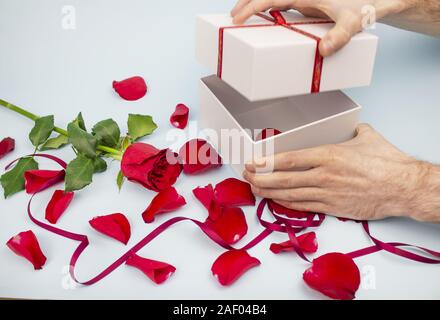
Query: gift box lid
xmin=196 ymin=11 xmax=378 ymax=102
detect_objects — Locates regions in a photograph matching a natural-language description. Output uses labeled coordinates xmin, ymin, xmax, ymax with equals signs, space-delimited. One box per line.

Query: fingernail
xmin=254 ymin=158 xmax=266 ymax=166
xmin=320 ymin=39 xmax=333 ymax=56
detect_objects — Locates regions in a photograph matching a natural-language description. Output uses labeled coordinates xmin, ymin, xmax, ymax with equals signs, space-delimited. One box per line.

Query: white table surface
xmin=0 ymin=0 xmax=439 ymax=300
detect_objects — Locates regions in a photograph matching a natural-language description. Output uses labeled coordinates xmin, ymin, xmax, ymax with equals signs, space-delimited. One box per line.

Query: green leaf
xmin=93 ymin=157 xmax=107 ymax=173
xmin=0 ymin=157 xmax=38 ymax=198
xmin=65 ymin=155 xmax=94 ymax=192
xmin=72 ymin=112 xmax=86 ymax=131
xmin=127 ymin=114 xmax=157 ymax=141
xmin=67 ymin=122 xmax=97 ymax=158
xmin=92 ymin=119 xmax=120 ymax=148
xmin=116 ymin=170 xmax=125 ymax=191
xmin=29 ymin=115 xmax=54 ymax=147
xmin=39 ymin=134 xmax=69 ymax=151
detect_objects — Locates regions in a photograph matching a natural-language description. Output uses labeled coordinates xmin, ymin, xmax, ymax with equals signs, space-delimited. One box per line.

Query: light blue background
xmin=0 ymin=0 xmax=439 ymax=299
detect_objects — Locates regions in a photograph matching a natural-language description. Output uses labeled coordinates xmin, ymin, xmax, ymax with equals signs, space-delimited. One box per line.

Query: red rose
xmin=121 ymin=143 xmax=182 ymax=192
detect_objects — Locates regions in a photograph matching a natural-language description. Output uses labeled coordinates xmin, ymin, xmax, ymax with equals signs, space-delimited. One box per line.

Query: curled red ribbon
xmin=8 ymin=153 xmax=440 ymax=288
xmin=217 ymin=10 xmax=332 ymax=93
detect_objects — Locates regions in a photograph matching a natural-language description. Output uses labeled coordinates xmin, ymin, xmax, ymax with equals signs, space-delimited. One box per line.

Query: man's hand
xmin=230 ymin=0 xmax=418 ymax=56
xmin=243 ymin=124 xmax=440 ymax=222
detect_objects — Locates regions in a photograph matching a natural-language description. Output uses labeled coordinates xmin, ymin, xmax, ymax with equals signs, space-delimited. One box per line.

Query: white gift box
xmin=199 ymin=75 xmax=361 ymax=175
xmin=196 ymin=11 xmax=378 ymax=101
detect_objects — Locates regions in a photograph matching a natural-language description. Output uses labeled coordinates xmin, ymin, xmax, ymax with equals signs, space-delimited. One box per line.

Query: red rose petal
xmin=89 ymin=213 xmax=131 ymax=245
xmin=268 ymin=199 xmax=312 ymax=219
xmin=142 ymin=187 xmax=186 ymax=223
xmin=270 ymin=232 xmax=318 ymax=254
xmin=121 ymin=143 xmax=182 ymax=192
xmin=303 ymin=252 xmax=361 ymax=300
xmin=255 ymin=128 xmax=281 ymax=141
xmin=45 ymin=190 xmax=74 ymax=224
xmin=170 ymin=104 xmax=189 ymax=129
xmin=192 ymin=184 xmax=215 ymax=210
xmin=112 ymin=76 xmax=147 ymax=101
xmin=178 ymin=139 xmax=222 ymax=175
xmin=206 ymin=207 xmax=248 ymax=244
xmin=24 ymin=169 xmax=65 ymax=194
xmin=211 ymin=249 xmax=260 ymax=286
xmin=126 ymin=254 xmax=176 ymax=284
xmin=214 ymin=178 xmax=255 ymax=207
xmin=6 ymin=230 xmax=47 ymax=270
xmin=0 ymin=137 xmax=15 ymax=159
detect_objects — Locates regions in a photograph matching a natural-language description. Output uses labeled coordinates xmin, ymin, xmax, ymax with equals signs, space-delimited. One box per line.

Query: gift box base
xmin=199 ymin=75 xmax=361 ymax=175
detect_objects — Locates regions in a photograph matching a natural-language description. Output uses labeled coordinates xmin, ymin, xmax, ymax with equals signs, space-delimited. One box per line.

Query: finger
xmin=295 ymin=7 xmax=329 ymax=19
xmin=232 ymin=0 xmax=299 ymax=24
xmin=231 ymin=0 xmax=252 ymax=17
xmin=273 ymin=199 xmax=329 ymax=213
xmin=319 ymin=12 xmax=361 ymax=56
xmin=355 ymin=123 xmax=374 ymax=136
xmin=251 ymin=186 xmax=325 ymax=202
xmin=233 ymin=0 xmax=276 ymax=24
xmin=243 ymin=169 xmax=319 ymax=189
xmin=245 ymin=145 xmax=332 ymax=173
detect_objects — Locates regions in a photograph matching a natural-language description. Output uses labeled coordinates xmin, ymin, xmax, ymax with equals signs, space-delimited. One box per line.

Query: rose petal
xmin=121 ymin=143 xmax=182 ymax=192
xmin=178 ymin=139 xmax=222 ymax=175
xmin=0 ymin=137 xmax=15 ymax=159
xmin=148 ymin=149 xmax=182 ymax=191
xmin=89 ymin=213 xmax=131 ymax=245
xmin=192 ymin=184 xmax=215 ymax=210
xmin=206 ymin=207 xmax=248 ymax=244
xmin=142 ymin=187 xmax=186 ymax=223
xmin=255 ymin=128 xmax=281 ymax=141
xmin=270 ymin=232 xmax=318 ymax=254
xmin=45 ymin=190 xmax=74 ymax=224
xmin=24 ymin=169 xmax=65 ymax=194
xmin=211 ymin=250 xmax=260 ymax=286
xmin=303 ymin=252 xmax=361 ymax=300
xmin=126 ymin=254 xmax=176 ymax=284
xmin=214 ymin=178 xmax=255 ymax=207
xmin=112 ymin=76 xmax=147 ymax=101
xmin=268 ymin=199 xmax=312 ymax=219
xmin=170 ymin=104 xmax=189 ymax=129
xmin=6 ymin=230 xmax=47 ymax=270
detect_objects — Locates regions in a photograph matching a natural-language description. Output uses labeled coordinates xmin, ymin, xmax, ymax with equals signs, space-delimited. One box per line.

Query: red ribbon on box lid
xmin=217 ymin=10 xmax=333 ymax=93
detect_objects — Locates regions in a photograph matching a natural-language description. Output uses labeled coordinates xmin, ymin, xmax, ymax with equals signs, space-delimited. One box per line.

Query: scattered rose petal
xmin=89 ymin=213 xmax=131 ymax=245
xmin=303 ymin=252 xmax=361 ymax=300
xmin=214 ymin=178 xmax=255 ymax=207
xmin=192 ymin=184 xmax=215 ymax=210
xmin=170 ymin=104 xmax=189 ymax=129
xmin=270 ymin=232 xmax=318 ymax=254
xmin=142 ymin=187 xmax=186 ymax=223
xmin=112 ymin=76 xmax=147 ymax=101
xmin=178 ymin=139 xmax=222 ymax=175
xmin=24 ymin=169 xmax=65 ymax=194
xmin=121 ymin=143 xmax=182 ymax=192
xmin=206 ymin=207 xmax=248 ymax=244
xmin=6 ymin=230 xmax=47 ymax=270
xmin=268 ymin=199 xmax=312 ymax=219
xmin=211 ymin=250 xmax=260 ymax=286
xmin=126 ymin=254 xmax=176 ymax=284
xmin=255 ymin=128 xmax=281 ymax=141
xmin=0 ymin=137 xmax=15 ymax=159
xmin=45 ymin=190 xmax=74 ymax=224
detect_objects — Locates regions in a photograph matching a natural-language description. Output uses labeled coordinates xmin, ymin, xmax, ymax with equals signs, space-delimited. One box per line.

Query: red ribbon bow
xmin=217 ymin=10 xmax=333 ymax=93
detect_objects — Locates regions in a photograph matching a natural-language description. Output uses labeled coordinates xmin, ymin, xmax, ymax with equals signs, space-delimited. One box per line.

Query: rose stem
xmin=0 ymin=98 xmax=123 ymax=160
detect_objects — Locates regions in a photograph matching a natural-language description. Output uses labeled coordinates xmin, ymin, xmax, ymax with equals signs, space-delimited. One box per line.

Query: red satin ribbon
xmin=217 ymin=10 xmax=333 ymax=93
xmin=8 ymin=153 xmax=440 ymax=287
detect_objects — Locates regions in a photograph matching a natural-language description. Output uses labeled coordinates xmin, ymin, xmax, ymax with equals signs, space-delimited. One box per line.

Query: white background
xmin=0 ymin=0 xmax=440 ymax=300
